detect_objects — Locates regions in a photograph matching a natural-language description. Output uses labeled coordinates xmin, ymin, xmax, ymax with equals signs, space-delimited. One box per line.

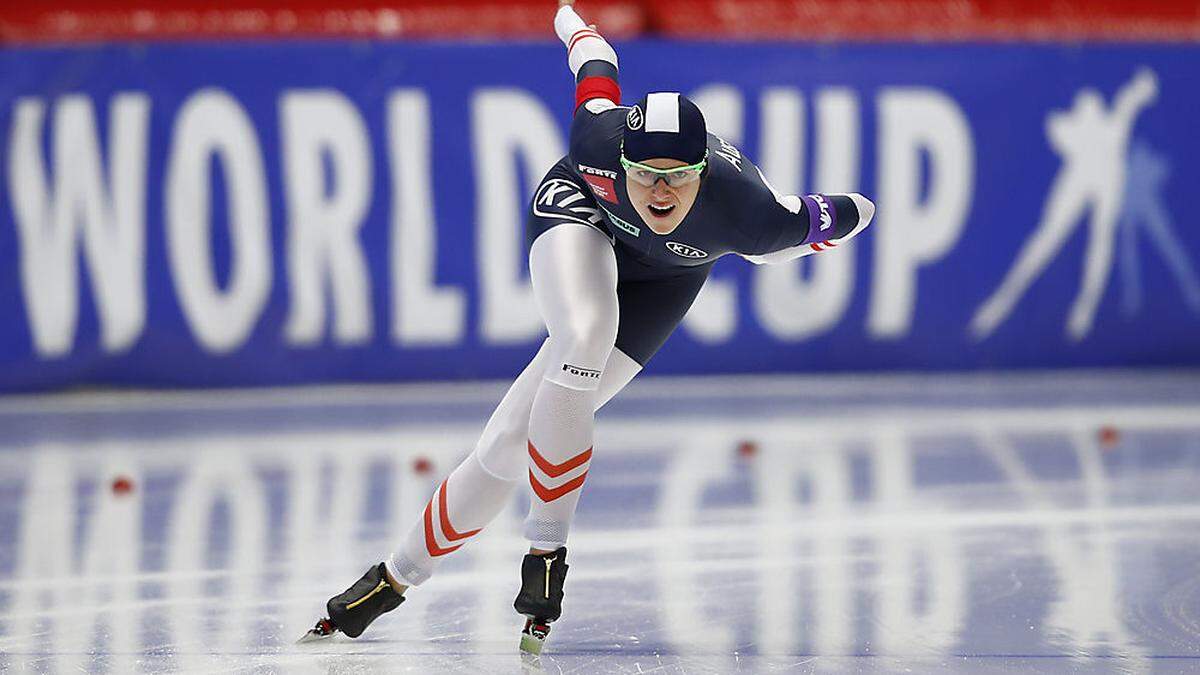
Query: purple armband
xmin=800 ymin=194 xmax=837 ymax=245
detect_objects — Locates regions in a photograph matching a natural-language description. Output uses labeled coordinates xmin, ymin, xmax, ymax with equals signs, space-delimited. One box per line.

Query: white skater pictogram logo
xmin=971 ymin=69 xmax=1165 ymax=341
xmin=1115 ymin=141 xmax=1200 ymax=317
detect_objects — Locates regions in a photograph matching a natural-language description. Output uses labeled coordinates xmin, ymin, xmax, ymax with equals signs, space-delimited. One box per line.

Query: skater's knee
xmin=473 ymin=445 xmax=525 ymax=484
xmin=544 ymin=333 xmax=613 ymax=392
xmin=547 ymin=312 xmax=617 ymax=370
xmin=556 ymin=303 xmax=614 ymax=345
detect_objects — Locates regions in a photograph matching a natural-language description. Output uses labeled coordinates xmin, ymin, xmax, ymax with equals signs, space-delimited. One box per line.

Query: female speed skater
xmin=302 ymin=0 xmax=875 ymax=655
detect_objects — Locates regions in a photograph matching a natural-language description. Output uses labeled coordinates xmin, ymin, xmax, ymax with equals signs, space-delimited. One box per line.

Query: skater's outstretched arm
xmin=554 ymin=0 xmax=620 ymax=112
xmin=740 ymin=163 xmax=876 ymax=265
xmin=1112 ymin=68 xmax=1158 ymax=127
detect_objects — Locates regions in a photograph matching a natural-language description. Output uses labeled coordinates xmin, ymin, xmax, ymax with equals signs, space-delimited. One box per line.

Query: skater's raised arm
xmin=740 ymin=164 xmax=875 ymax=265
xmin=1113 ymin=68 xmax=1158 ymax=126
xmin=554 ymin=1 xmax=620 ymax=112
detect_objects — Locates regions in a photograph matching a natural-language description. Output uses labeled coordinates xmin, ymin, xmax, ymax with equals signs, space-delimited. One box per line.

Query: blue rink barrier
xmin=1 ymin=42 xmax=1198 ymax=391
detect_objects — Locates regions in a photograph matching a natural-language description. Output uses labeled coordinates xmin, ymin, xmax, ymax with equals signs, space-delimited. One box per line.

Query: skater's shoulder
xmin=569 ymin=100 xmax=627 ymax=169
xmin=701 ymin=139 xmax=775 ymax=219
xmin=701 ymin=134 xmax=770 ymax=206
xmin=697 ymin=146 xmax=810 ymax=253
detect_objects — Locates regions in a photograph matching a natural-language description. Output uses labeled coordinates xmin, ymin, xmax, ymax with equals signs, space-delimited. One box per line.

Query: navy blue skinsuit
xmin=527 ymin=100 xmax=866 ymax=365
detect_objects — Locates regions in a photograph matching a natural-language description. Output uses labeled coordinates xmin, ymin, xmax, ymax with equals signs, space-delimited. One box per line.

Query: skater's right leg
xmin=303 ymin=342 xmax=641 ymax=642
xmin=523 ymin=223 xmax=619 ymax=554
xmin=510 ymin=223 xmax=618 ymax=654
xmin=474 ymin=340 xmax=644 ymax=482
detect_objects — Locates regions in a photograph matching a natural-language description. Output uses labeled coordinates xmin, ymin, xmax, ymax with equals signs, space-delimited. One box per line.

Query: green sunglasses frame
xmin=618 ymin=150 xmax=709 ymax=186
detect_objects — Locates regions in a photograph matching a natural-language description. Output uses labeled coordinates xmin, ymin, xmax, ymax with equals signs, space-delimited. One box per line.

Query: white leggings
xmin=388 ymin=224 xmax=639 ymax=585
xmin=482 ymin=223 xmax=628 ymax=475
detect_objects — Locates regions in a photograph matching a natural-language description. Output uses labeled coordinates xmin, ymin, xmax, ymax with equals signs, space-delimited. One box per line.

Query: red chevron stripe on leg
xmin=528 ymin=441 xmax=592 ymax=478
xmin=437 ymin=480 xmax=482 ymax=542
xmin=423 ymin=499 xmax=464 ymax=557
xmin=529 ymin=469 xmax=589 ymax=503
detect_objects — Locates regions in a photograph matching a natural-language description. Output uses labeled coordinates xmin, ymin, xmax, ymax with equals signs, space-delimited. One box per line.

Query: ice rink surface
xmin=1 ymin=370 xmax=1198 ymax=674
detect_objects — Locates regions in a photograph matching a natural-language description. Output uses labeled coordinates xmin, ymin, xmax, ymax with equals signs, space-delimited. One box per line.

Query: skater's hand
xmin=558 ymin=0 xmax=597 ymax=30
xmin=1131 ymin=68 xmax=1159 ymax=102
xmin=555 ymin=1 xmax=597 ymax=44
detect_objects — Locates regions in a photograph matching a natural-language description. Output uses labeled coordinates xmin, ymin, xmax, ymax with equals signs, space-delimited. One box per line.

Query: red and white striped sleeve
xmin=554 ymin=5 xmax=620 ymax=111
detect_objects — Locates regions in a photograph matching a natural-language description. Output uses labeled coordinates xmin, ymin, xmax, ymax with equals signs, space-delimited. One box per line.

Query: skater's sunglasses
xmin=619 ymin=150 xmax=708 ymax=188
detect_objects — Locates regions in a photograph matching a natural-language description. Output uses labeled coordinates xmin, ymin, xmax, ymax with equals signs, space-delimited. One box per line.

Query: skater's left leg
xmin=387 ymin=451 xmax=515 ymax=586
xmin=306 ymin=344 xmax=641 ymax=642
xmin=382 ymin=343 xmax=642 ymax=591
xmin=1068 ymin=199 xmax=1119 ymax=339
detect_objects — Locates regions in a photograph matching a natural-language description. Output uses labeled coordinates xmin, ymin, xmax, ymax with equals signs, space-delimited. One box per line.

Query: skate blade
xmin=519 ymin=632 xmax=545 ymax=655
xmin=297 ymin=617 xmax=338 ymax=644
xmin=519 ymin=618 xmax=549 ymax=655
xmin=297 ymin=630 xmax=335 ymax=644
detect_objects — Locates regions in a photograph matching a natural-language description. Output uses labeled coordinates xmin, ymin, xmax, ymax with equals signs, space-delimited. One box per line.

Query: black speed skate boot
xmin=299 ymin=563 xmax=405 ymax=642
xmin=513 ymin=547 xmax=569 ymax=655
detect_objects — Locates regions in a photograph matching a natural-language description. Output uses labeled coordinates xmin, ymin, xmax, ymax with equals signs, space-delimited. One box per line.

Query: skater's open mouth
xmin=647 ymin=203 xmax=676 ymax=218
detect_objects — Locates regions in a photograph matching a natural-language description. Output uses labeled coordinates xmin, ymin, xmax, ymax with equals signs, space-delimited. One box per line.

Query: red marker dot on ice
xmin=736 ymin=440 xmax=758 ymax=459
xmin=412 ymin=457 xmax=434 ymax=475
xmin=111 ymin=476 xmax=134 ymax=495
xmin=1098 ymin=426 xmax=1120 ymax=449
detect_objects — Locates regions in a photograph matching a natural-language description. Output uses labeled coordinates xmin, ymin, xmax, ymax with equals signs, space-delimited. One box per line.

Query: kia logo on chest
xmin=666 ymin=241 xmax=708 ymax=259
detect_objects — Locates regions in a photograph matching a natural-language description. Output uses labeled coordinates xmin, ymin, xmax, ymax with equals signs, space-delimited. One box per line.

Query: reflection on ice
xmin=0 ymin=374 xmax=1199 ymax=673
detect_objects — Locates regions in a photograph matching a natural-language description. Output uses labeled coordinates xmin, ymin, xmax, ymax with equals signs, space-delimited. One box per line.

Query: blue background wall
xmin=1 ymin=42 xmax=1197 ymax=391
